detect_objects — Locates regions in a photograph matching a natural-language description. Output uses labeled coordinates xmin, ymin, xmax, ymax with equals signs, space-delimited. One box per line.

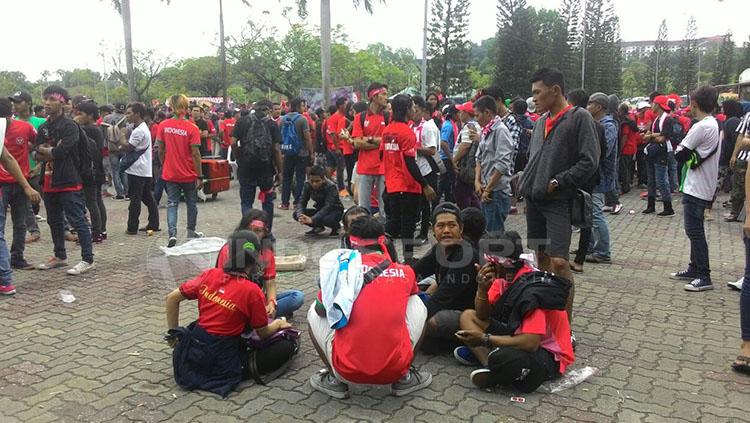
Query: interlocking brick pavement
xmin=1 ymin=185 xmax=750 ymax=422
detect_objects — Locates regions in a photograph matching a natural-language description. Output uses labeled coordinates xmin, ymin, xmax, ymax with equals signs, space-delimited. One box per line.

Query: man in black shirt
xmin=294 ymin=165 xmax=344 ymax=236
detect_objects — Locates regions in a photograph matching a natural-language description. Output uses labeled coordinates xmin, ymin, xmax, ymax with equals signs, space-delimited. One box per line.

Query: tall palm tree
xmin=108 ymin=0 xmax=137 ymax=101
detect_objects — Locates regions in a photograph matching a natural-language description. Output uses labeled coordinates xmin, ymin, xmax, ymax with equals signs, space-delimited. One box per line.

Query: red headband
xmin=349 ymin=235 xmax=391 ymax=261
xmin=45 ymin=93 xmax=67 ymax=103
xmin=249 ymin=219 xmax=266 ymax=229
xmin=368 ymin=87 xmax=386 ymax=100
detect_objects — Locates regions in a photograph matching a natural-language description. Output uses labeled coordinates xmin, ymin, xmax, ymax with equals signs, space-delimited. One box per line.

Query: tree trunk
xmin=321 ymin=0 xmax=332 ymax=107
xmin=122 ymin=0 xmax=136 ymax=101
xmin=219 ymin=0 xmax=228 ymax=109
xmin=421 ymin=0 xmax=428 ymax=97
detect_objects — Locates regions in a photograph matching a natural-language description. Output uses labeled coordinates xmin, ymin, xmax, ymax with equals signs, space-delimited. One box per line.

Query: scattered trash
xmin=147 ymin=230 xmax=154 ymax=237
xmin=510 ymin=396 xmax=526 ymax=403
xmin=629 ymin=210 xmax=635 ymax=215
xmin=541 ymin=366 xmax=597 ymax=393
xmin=58 ymin=290 xmax=76 ymax=303
xmin=145 ymin=362 xmax=152 ymax=365
xmin=172 ymin=393 xmax=177 ymax=398
xmin=127 ymin=352 xmax=141 ymax=356
xmin=118 ymin=243 xmax=125 ymax=246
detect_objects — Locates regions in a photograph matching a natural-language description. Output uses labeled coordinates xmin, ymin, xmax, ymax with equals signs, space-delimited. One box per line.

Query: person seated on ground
xmin=165 ymin=230 xmax=297 ymax=397
xmin=294 ymin=165 xmax=344 ymax=236
xmin=307 ymin=215 xmax=432 ymax=399
xmin=455 ymin=231 xmax=574 ymax=393
xmin=340 ymin=205 xmax=400 ymax=262
xmin=410 ymin=202 xmax=478 ymax=350
xmin=460 ymin=206 xmax=487 ymax=248
xmin=215 ymin=209 xmax=305 ymax=319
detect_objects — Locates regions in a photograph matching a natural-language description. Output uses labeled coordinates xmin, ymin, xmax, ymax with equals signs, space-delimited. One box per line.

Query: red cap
xmin=667 ymin=94 xmax=682 ymax=108
xmin=455 ymin=101 xmax=475 ymax=114
xmin=653 ymin=95 xmax=672 ymax=112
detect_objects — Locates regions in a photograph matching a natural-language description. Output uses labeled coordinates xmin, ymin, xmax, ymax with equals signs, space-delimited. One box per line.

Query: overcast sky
xmin=5 ymin=0 xmax=749 ymax=81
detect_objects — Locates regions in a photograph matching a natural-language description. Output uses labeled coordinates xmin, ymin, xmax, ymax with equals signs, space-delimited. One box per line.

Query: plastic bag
xmin=540 ymin=366 xmax=597 ymax=393
xmin=58 ymin=290 xmax=76 ymax=303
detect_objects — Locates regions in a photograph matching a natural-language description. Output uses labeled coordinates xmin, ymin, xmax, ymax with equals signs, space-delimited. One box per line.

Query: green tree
xmin=179 ymin=57 xmax=225 ymax=96
xmin=675 ymin=17 xmax=698 ymax=93
xmin=737 ymin=36 xmax=750 ymax=77
xmin=621 ymin=61 xmax=652 ymax=97
xmin=494 ymin=0 xmax=536 ymax=97
xmin=427 ymin=0 xmax=472 ymax=95
xmin=110 ymin=49 xmax=169 ymax=101
xmin=558 ymin=0 xmax=581 ymax=86
xmin=0 ymin=71 xmax=33 ymax=96
xmin=713 ymin=32 xmax=736 ymax=85
xmin=533 ymin=9 xmax=570 ymax=76
xmin=581 ymin=0 xmax=621 ymax=94
xmin=650 ymin=19 xmax=669 ymax=92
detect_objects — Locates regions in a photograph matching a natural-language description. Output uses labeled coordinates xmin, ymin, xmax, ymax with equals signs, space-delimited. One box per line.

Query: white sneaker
xmin=187 ymin=230 xmax=204 ymax=239
xmin=728 ymin=278 xmax=744 ymax=291
xmin=66 ymin=261 xmax=96 ymax=276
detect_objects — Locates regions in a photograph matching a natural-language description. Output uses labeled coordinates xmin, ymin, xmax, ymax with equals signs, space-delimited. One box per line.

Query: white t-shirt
xmin=454 ymin=120 xmax=480 ymax=159
xmin=678 ymin=116 xmax=720 ymax=201
xmin=414 ymin=119 xmax=439 ymax=176
xmin=125 ymin=121 xmax=152 ymax=177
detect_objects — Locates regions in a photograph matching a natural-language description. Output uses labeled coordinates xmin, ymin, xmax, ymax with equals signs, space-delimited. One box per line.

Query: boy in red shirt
xmin=455 ymin=231 xmax=574 ymax=392
xmin=352 ymin=82 xmax=389 ymax=218
xmin=382 ymin=94 xmax=436 ymax=262
xmin=307 ymin=215 xmax=432 ymax=398
xmin=326 ymin=97 xmax=349 ymax=195
xmin=218 ymin=110 xmax=236 ymax=160
xmin=156 ymin=94 xmax=204 ymax=248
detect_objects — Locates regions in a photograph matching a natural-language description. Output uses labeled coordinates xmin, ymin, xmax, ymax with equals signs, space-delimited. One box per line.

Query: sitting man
xmin=294 ymin=165 xmax=344 ymax=236
xmin=411 ymin=202 xmax=478 ymax=349
xmin=455 ymin=231 xmax=574 ymax=393
xmin=307 ymin=215 xmax=432 ymax=398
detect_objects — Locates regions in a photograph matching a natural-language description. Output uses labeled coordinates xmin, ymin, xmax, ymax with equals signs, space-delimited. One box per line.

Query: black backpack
xmin=457 ymin=139 xmax=479 ymax=185
xmin=74 ymin=123 xmax=95 ymax=186
xmin=239 ymin=114 xmax=273 ymax=166
xmin=668 ymin=118 xmax=686 ymax=145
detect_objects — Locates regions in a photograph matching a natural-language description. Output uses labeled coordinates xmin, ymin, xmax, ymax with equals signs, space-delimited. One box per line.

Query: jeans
xmin=682 ymin=194 xmax=711 ymax=281
xmin=357 ymin=174 xmax=385 ymax=218
xmin=1 ymin=184 xmax=27 ymax=265
xmin=439 ymin=160 xmax=455 ymax=203
xmin=590 ymin=192 xmax=611 ymax=259
xmin=481 ymin=191 xmax=511 ymax=234
xmin=293 ymin=208 xmax=343 ymax=230
xmin=0 ymin=198 xmax=11 ymax=286
xmin=127 ymin=174 xmax=159 ymax=233
xmin=275 ymin=290 xmax=305 ymax=317
xmin=384 ymin=192 xmax=422 ymax=261
xmin=25 ymin=175 xmax=41 ymax=236
xmin=44 ymin=190 xmax=93 ymax=263
xmin=83 ymin=183 xmax=107 ymax=237
xmin=281 ymin=155 xmax=307 ymax=206
xmin=109 ymin=152 xmax=128 ymax=196
xmin=647 ymin=159 xmax=672 ymax=202
xmin=741 ymin=236 xmax=750 ymax=340
xmin=238 ymin=177 xmax=275 ymax=233
xmin=153 ymin=165 xmax=165 ymax=205
xmin=667 ymin=151 xmax=678 ymax=192
xmin=165 ymin=181 xmax=198 ymax=238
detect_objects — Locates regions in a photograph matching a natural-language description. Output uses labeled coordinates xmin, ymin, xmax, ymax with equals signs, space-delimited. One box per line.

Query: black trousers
xmin=439 ymin=160 xmax=455 ymax=203
xmin=294 ymin=207 xmax=343 ymax=230
xmin=344 ymin=153 xmax=356 ymax=192
xmin=420 ymin=171 xmax=439 ymax=237
xmin=84 ymin=183 xmax=107 ymax=236
xmin=127 ymin=174 xmax=159 ymax=233
xmin=384 ymin=192 xmax=422 ymax=261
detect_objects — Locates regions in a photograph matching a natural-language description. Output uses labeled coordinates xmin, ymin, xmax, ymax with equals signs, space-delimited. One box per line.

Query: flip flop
xmin=731 ymin=355 xmax=750 ymax=375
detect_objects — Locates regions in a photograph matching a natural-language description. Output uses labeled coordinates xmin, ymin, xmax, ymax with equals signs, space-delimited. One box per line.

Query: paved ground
xmin=1 ymin=183 xmax=750 ymax=423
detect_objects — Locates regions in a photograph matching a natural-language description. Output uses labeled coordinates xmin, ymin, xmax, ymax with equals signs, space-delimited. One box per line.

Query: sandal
xmin=570 ymin=262 xmax=584 ymax=273
xmin=731 ymin=355 xmax=750 ymax=375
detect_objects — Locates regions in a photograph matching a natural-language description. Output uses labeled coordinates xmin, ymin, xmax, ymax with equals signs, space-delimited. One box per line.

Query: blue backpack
xmin=280 ymin=113 xmax=303 ymax=156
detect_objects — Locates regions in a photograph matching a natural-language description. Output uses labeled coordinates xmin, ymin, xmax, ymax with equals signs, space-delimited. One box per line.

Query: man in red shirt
xmin=326 ymin=97 xmax=349 ymax=195
xmin=635 ymin=101 xmax=652 ymax=187
xmin=307 ymin=216 xmax=432 ymax=398
xmin=218 ymin=110 xmax=236 ymax=160
xmin=352 ymin=82 xmax=389 ymax=217
xmin=383 ymin=95 xmax=436 ymax=262
xmin=157 ymin=94 xmax=204 ymax=248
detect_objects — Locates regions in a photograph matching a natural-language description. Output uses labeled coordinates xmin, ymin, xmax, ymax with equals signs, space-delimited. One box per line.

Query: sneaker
xmin=657 ymin=209 xmax=675 ymax=217
xmin=305 ymin=227 xmax=325 ymax=236
xmin=114 ymin=195 xmax=125 ymax=201
xmin=339 ymin=189 xmax=350 ymax=199
xmin=66 ymin=261 xmax=95 ymax=276
xmin=277 ymin=204 xmax=290 ymax=210
xmin=684 ymin=278 xmax=713 ymax=292
xmin=0 ymin=284 xmax=16 ymax=295
xmin=728 ymin=278 xmax=744 ymax=291
xmin=585 ymin=254 xmax=612 ymax=264
xmin=670 ymin=269 xmax=699 ymax=281
xmin=36 ymin=257 xmax=68 ymax=270
xmin=725 ymin=213 xmax=740 ymax=222
xmin=602 ymin=205 xmax=613 ymax=212
xmin=329 ymin=227 xmax=340 ymax=237
xmin=391 ymin=367 xmax=432 ymax=397
xmin=509 ymin=206 xmax=518 ymax=215
xmin=126 ymin=230 xmax=138 ymax=235
xmin=454 ymin=346 xmax=481 ymax=366
xmin=309 ymin=369 xmax=349 ymax=399
xmin=92 ymin=233 xmax=104 ymax=244
xmin=35 ymin=214 xmax=46 ymax=222
xmin=101 ymin=232 xmax=108 ymax=240
xmin=167 ymin=237 xmax=177 ymax=248
xmin=187 ymin=230 xmax=204 ymax=239
xmin=11 ymin=259 xmax=35 ymax=270
xmin=139 ymin=227 xmax=161 ymax=232
xmin=469 ymin=368 xmax=495 ymax=389
xmin=571 ymin=332 xmax=578 ymax=351
xmin=611 ymin=203 xmax=623 ymax=215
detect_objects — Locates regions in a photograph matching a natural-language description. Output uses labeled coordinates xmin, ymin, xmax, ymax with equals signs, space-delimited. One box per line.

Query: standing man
xmin=453 ymin=101 xmax=481 ymax=209
xmin=218 ymin=110 xmax=236 ymax=160
xmin=438 ymin=104 xmax=459 ymax=204
xmin=156 ymin=94 xmax=204 ymax=248
xmin=671 ymin=86 xmax=721 ymax=292
xmin=481 ymin=86 xmax=521 ymax=172
xmin=352 ymin=82 xmax=389 ymax=218
xmin=585 ymin=93 xmax=616 ymax=264
xmin=642 ymin=96 xmax=675 ymax=217
xmin=33 ymin=86 xmax=95 ymax=275
xmin=473 ymin=95 xmax=514 ymax=234
xmin=123 ymin=102 xmax=159 ymax=235
xmin=518 ymin=68 xmax=599 ymax=325
xmin=326 ymin=97 xmax=348 ymax=195
xmin=103 ymin=103 xmax=128 ymax=199
xmin=412 ymin=96 xmax=440 ymax=244
xmin=191 ymin=106 xmax=212 ymax=156
xmin=9 ymin=91 xmax=44 ymax=244
xmin=279 ymin=98 xmax=313 ymax=210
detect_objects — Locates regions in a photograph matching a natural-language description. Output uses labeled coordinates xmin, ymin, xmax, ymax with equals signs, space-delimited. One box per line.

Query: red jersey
xmin=219 ymin=118 xmax=236 ymax=148
xmin=635 ymin=115 xmax=652 ymax=142
xmin=328 ymin=253 xmax=419 ymax=384
xmin=351 ymin=110 xmax=387 ymax=175
xmin=0 ymin=120 xmax=35 ymax=183
xmin=179 ymin=268 xmax=268 ymax=337
xmin=620 ymin=122 xmax=639 ymax=156
xmin=487 ymin=264 xmax=574 ymax=374
xmin=326 ymin=112 xmax=346 ymax=152
xmin=156 ymin=118 xmax=201 ymax=183
xmin=215 ymin=244 xmax=276 ymax=281
xmin=383 ymin=121 xmax=422 ymax=194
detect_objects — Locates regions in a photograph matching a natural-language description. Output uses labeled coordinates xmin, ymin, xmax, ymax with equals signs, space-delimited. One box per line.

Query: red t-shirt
xmin=0 ymin=120 xmax=35 ymax=183
xmin=383 ymin=121 xmax=421 ymax=195
xmin=156 ymin=118 xmax=201 ymax=183
xmin=621 ymin=122 xmax=639 ymax=156
xmin=326 ymin=112 xmax=343 ymax=151
xmin=340 ymin=118 xmax=354 ymax=155
xmin=487 ymin=264 xmax=574 ymax=374
xmin=352 ymin=111 xmax=387 ymax=175
xmin=179 ymin=268 xmax=268 ymax=337
xmin=544 ymin=105 xmax=573 ymax=139
xmin=220 ymin=118 xmax=236 ymax=148
xmin=215 ymin=244 xmax=276 ymax=281
xmin=303 ymin=112 xmax=316 ymax=135
xmin=328 ymin=253 xmax=419 ymax=384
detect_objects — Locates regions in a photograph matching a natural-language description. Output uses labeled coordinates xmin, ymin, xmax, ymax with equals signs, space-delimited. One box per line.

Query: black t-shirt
xmin=233 ymin=114 xmax=281 ymax=181
xmin=411 ymin=241 xmax=478 ymax=317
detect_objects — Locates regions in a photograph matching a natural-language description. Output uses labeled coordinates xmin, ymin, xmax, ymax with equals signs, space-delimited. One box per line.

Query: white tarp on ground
xmin=159 ymin=237 xmax=226 ymax=256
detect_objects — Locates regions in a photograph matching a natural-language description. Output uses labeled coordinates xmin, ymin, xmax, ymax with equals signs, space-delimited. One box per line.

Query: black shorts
xmin=486 ymin=346 xmax=560 ymax=393
xmin=525 ymin=198 xmax=572 ymax=260
xmin=324 ymin=151 xmax=339 ymax=168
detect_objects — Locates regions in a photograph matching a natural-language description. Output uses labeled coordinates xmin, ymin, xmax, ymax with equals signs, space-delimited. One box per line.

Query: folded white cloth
xmin=159 ymin=237 xmax=226 ymax=257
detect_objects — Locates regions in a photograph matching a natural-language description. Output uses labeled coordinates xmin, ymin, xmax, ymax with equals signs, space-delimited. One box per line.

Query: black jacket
xmin=412 ymin=241 xmax=478 ymax=317
xmin=35 ymin=115 xmax=83 ymax=189
xmin=82 ymin=124 xmax=106 ymax=186
xmin=298 ymin=179 xmax=344 ymax=226
xmin=490 ymin=271 xmax=571 ymax=336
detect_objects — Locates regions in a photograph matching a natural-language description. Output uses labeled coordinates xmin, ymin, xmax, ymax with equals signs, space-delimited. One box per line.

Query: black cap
xmin=431 ymin=202 xmax=462 ymax=225
xmin=8 ymin=91 xmax=32 ymax=103
xmin=114 ymin=103 xmax=127 ymax=113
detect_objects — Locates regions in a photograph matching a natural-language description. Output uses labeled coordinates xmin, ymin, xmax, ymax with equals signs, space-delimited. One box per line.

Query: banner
xmin=300 ymin=86 xmax=357 ymax=111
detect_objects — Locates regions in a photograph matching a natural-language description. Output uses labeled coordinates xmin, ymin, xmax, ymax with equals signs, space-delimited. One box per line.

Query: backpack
xmin=239 ymin=113 xmax=273 ymax=166
xmin=668 ymin=118 xmax=686 ymax=145
xmin=102 ymin=115 xmax=127 ymax=153
xmin=280 ymin=113 xmax=303 ymax=156
xmin=74 ymin=123 xmax=95 ymax=187
xmin=457 ymin=128 xmax=479 ymax=185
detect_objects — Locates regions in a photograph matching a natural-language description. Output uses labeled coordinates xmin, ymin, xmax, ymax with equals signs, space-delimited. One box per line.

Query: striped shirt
xmin=736 ymin=112 xmax=750 ymax=162
xmin=502 ymin=111 xmax=520 ymax=172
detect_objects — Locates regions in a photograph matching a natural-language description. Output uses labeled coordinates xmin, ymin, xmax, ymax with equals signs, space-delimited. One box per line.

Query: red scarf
xmin=544 ymin=105 xmax=573 ymax=140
